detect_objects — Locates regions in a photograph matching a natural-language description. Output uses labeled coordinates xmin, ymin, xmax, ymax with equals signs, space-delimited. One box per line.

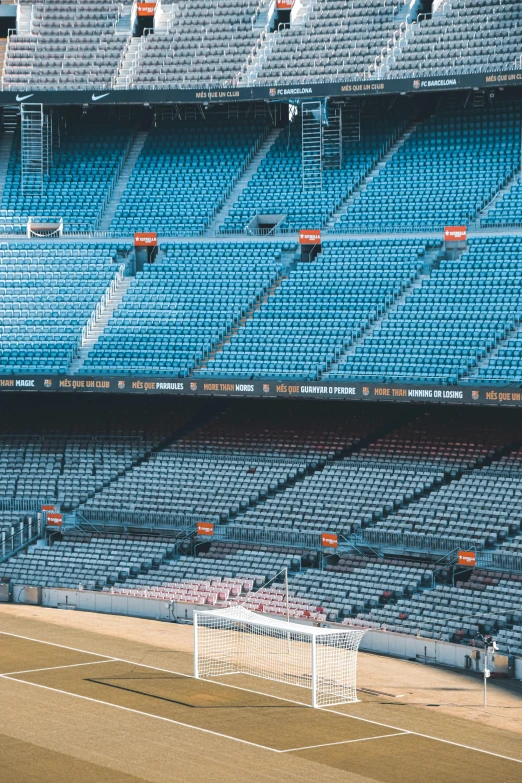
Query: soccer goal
xmin=193 ymin=605 xmax=366 ymax=708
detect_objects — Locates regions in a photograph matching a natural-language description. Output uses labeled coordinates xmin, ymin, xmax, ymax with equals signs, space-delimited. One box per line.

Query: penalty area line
xmin=0 ymin=659 xmax=116 ymax=677
xmin=0 ymin=675 xmax=283 ymax=754
xmin=3 ymin=630 xmax=522 ymax=765
xmin=280 ymin=731 xmax=411 ymax=753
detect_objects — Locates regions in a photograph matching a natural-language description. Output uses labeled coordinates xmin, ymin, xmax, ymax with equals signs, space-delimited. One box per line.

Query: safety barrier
xmin=362 ymin=530 xmax=480 ymax=554
xmin=212 ymin=524 xmax=323 ymax=549
xmin=477 ymin=552 xmax=522 ymax=574
xmin=0 ymin=517 xmax=42 ymax=563
xmin=0 ymin=497 xmax=50 ymax=512
xmin=36 ymin=587 xmax=521 ymax=679
xmin=78 ymin=508 xmax=216 ymax=530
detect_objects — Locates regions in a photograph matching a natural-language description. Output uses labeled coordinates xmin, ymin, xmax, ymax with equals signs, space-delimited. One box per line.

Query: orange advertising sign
xmin=134 ymin=232 xmax=157 ymax=247
xmin=276 ymin=0 xmax=295 ymax=8
xmin=458 ymin=550 xmax=476 ymax=567
xmin=46 ymin=512 xmax=63 ymax=528
xmin=137 ymin=2 xmax=156 ymax=16
xmin=299 ymin=229 xmax=321 ymax=245
xmin=444 ymin=226 xmax=467 ymax=242
xmin=197 ymin=522 xmax=214 ymax=536
xmin=321 ymin=532 xmax=338 ymax=548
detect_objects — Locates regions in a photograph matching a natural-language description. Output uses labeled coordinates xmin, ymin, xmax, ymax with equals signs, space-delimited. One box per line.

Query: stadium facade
xmin=0 ymin=0 xmax=522 ymax=680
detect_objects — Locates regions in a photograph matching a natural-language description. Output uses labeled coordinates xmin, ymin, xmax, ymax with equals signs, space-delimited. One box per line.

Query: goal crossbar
xmin=194 ymin=605 xmax=366 ymax=708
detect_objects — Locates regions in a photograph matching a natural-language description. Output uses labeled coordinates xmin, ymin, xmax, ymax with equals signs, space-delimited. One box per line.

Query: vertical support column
xmin=343 ymin=101 xmax=361 ymax=143
xmin=311 ymin=635 xmax=317 ymax=708
xmin=323 ymin=101 xmax=342 ymax=170
xmin=194 ymin=611 xmax=199 ymax=678
xmin=21 ymin=103 xmax=46 ymax=196
xmin=1 ymin=531 xmax=5 ymax=558
xmin=302 ymin=101 xmax=323 ymax=192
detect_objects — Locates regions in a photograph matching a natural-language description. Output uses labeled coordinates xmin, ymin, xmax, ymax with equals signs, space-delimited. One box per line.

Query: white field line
xmin=1 ymin=631 xmax=522 ymax=764
xmin=0 ymin=674 xmax=280 ymax=753
xmin=1 ymin=659 xmax=115 ymax=676
xmin=280 ymin=731 xmax=410 ymax=753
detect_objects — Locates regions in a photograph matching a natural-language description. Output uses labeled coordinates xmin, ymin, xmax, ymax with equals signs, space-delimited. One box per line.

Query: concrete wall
xmin=360 ymin=628 xmax=484 ymax=673
xmin=31 ymin=587 xmax=521 ymax=680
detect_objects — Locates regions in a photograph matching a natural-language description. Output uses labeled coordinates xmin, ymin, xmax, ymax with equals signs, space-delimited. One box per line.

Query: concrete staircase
xmin=17 ymin=4 xmax=33 ymax=36
xmin=155 ymin=1 xmax=177 ymax=33
xmin=253 ymin=0 xmax=274 ymax=29
xmin=0 ymin=132 xmax=14 ymax=200
xmin=114 ymin=38 xmax=143 ymax=88
xmin=291 ymin=0 xmax=314 ymax=26
xmin=473 ymin=170 xmax=522 ymax=226
xmin=369 ymin=0 xmax=422 ymax=78
xmin=323 ymin=247 xmax=442 ymax=377
xmin=69 ymin=277 xmax=133 ymax=374
xmin=239 ymin=30 xmax=277 ymax=85
xmin=206 ymin=126 xmax=284 ymax=234
xmin=0 ymin=38 xmax=8 ymax=85
xmin=461 ymin=319 xmax=522 ymax=383
xmin=242 ymin=0 xmax=312 ymax=85
xmin=193 ymin=263 xmax=295 ymax=375
xmin=115 ymin=5 xmax=133 ymax=34
xmin=99 ymin=131 xmax=149 ymax=231
xmin=326 ymin=119 xmax=423 ymax=230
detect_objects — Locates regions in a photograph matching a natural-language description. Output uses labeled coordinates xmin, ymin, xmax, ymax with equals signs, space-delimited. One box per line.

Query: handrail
xmin=80 ymin=263 xmax=125 ymax=348
xmin=0 ymin=517 xmax=42 ymax=564
xmin=0 ymin=498 xmax=51 ymax=512
xmin=78 ymin=507 xmax=216 ymax=530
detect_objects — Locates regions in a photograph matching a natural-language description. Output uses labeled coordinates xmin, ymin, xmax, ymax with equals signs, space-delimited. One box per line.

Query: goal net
xmin=193 ymin=605 xmax=366 ymax=708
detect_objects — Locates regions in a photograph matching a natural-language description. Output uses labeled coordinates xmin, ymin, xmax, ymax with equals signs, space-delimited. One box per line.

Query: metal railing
xmin=0 ymin=222 xmax=457 ymax=239
xmin=0 ymin=517 xmax=42 ymax=563
xmin=160 ymin=450 xmax=307 ymax=466
xmin=362 ymin=530 xmax=480 ymax=554
xmin=78 ymin=508 xmax=217 ymax=530
xmin=477 ymin=552 xmax=522 ymax=574
xmin=0 ymin=497 xmax=51 ymax=512
xmin=80 ymin=263 xmax=126 ymax=348
xmin=212 ymin=524 xmax=324 ymax=549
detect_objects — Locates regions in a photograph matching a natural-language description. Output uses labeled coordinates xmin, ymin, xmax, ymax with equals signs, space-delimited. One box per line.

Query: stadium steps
xmin=98 ymin=130 xmax=149 ymax=230
xmin=473 ymin=171 xmax=522 ymax=227
xmin=253 ymin=0 xmax=274 ymax=29
xmin=114 ymin=37 xmax=143 ymax=88
xmin=193 ymin=253 xmax=297 ymax=374
xmin=375 ymin=435 xmax=522 ymax=547
xmin=75 ymin=404 xmax=223 ymax=519
xmin=221 ymin=409 xmax=418 ymax=528
xmin=17 ymin=3 xmax=33 ymax=36
xmin=460 ymin=321 xmax=522 ymax=384
xmin=0 ymin=38 xmax=7 ymax=85
xmin=206 ymin=126 xmax=284 ymax=235
xmin=370 ymin=0 xmax=423 ymax=78
xmin=154 ymin=1 xmax=177 ymax=33
xmin=241 ymin=0 xmax=313 ymax=85
xmin=326 ymin=119 xmax=424 ymax=230
xmin=115 ymin=5 xmax=133 ymax=35
xmin=68 ymin=277 xmax=134 ymax=374
xmin=323 ymin=246 xmax=444 ymax=378
xmin=0 ymin=130 xmax=14 ymax=200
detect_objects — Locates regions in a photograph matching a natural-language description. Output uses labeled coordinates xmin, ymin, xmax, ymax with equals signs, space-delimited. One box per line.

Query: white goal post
xmin=193 ymin=605 xmax=366 ymax=708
